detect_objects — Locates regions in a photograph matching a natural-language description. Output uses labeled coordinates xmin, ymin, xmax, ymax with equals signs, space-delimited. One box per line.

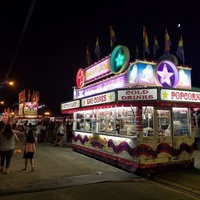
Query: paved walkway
xmin=0 ymin=131 xmax=200 ymax=197
xmin=0 ymin=136 xmax=140 ymax=196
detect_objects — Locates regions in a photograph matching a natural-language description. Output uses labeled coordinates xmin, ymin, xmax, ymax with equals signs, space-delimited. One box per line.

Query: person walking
xmin=40 ymin=122 xmax=47 ymax=142
xmin=35 ymin=121 xmax=42 ymax=142
xmin=23 ymin=128 xmax=37 ymax=172
xmin=63 ymin=122 xmax=67 ymax=146
xmin=54 ymin=122 xmax=65 ymax=147
xmin=0 ymin=124 xmax=19 ymax=174
xmin=23 ymin=121 xmax=29 ymax=143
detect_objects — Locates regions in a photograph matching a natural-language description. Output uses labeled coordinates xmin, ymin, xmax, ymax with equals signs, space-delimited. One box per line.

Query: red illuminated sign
xmin=76 ymin=68 xmax=85 ymax=88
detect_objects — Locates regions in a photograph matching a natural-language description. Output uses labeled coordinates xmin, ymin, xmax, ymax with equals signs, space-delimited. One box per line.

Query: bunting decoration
xmin=143 ymin=26 xmax=150 ymax=59
xmin=86 ymin=46 xmax=92 ymax=66
xmin=95 ymin=37 xmax=101 ymax=60
xmin=176 ymin=35 xmax=185 ymax=65
xmin=165 ymin=28 xmax=171 ymax=55
xmin=110 ymin=25 xmax=117 ymax=51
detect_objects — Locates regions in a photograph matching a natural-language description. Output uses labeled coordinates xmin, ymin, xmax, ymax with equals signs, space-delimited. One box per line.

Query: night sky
xmin=0 ymin=0 xmax=200 ymax=116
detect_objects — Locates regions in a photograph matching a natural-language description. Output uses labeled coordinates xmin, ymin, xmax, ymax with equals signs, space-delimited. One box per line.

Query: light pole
xmin=0 ymin=80 xmax=14 ymax=86
xmin=0 ymin=80 xmax=14 ymax=105
xmin=0 ymin=80 xmax=14 ymax=120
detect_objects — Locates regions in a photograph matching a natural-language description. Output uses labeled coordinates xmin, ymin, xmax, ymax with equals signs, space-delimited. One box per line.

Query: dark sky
xmin=0 ymin=0 xmax=200 ymax=116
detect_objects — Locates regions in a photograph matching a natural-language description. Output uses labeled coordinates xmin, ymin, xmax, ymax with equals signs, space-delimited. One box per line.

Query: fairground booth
xmin=61 ymin=45 xmax=200 ymax=173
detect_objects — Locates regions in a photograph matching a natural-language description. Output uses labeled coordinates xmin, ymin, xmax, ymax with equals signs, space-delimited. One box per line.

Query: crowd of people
xmin=21 ymin=120 xmax=72 ymax=145
xmin=0 ymin=119 xmax=73 ymax=174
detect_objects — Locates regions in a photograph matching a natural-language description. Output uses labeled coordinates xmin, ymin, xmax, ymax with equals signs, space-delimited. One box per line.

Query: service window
xmin=157 ymin=109 xmax=170 ymax=136
xmin=98 ymin=109 xmax=115 ymax=133
xmin=75 ymin=113 xmax=84 ymax=130
xmin=172 ymin=107 xmax=190 ymax=136
xmin=90 ymin=110 xmax=97 ymax=132
xmin=115 ymin=107 xmax=136 ymax=135
xmin=84 ymin=112 xmax=91 ymax=131
xmin=99 ymin=110 xmax=106 ymax=132
xmin=143 ymin=106 xmax=154 ymax=136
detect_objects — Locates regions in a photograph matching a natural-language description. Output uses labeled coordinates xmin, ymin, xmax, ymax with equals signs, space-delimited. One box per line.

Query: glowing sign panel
xmin=156 ymin=60 xmax=179 ymax=88
xmin=85 ymin=58 xmax=111 ymax=82
xmin=110 ymin=45 xmax=130 ymax=74
xmin=76 ymin=68 xmax=84 ymax=88
xmin=76 ymin=73 xmax=127 ymax=99
xmin=118 ymin=89 xmax=158 ymax=101
xmin=161 ymin=89 xmax=200 ymax=102
xmin=61 ymin=100 xmax=80 ymax=110
xmin=82 ymin=91 xmax=116 ymax=107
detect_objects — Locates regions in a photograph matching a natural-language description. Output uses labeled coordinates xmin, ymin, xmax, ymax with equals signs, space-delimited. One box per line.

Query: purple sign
xmin=76 ymin=73 xmax=127 ymax=99
xmin=156 ymin=60 xmax=179 ymax=88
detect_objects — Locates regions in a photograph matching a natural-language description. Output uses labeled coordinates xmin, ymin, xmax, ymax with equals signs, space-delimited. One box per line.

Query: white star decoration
xmin=157 ymin=64 xmax=174 ymax=86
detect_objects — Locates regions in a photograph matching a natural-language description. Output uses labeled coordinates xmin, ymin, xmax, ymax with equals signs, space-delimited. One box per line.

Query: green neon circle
xmin=110 ymin=45 xmax=130 ymax=74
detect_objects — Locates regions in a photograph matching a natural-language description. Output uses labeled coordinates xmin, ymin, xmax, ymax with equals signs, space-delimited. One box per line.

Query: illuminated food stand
xmin=15 ymin=90 xmax=42 ymax=130
xmin=61 ymin=45 xmax=199 ymax=173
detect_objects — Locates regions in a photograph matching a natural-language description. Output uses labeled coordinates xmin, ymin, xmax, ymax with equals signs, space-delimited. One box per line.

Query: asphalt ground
xmin=0 ymin=132 xmax=140 ymax=195
xmin=0 ymin=131 xmax=200 ymax=199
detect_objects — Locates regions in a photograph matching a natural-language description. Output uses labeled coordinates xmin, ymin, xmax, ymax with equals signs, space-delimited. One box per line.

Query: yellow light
xmin=8 ymin=81 xmax=14 ymax=85
xmin=44 ymin=112 xmax=50 ymax=115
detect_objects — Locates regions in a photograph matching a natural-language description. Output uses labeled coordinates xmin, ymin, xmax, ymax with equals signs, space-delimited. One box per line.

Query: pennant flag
xmin=86 ymin=46 xmax=92 ymax=66
xmin=143 ymin=26 xmax=150 ymax=55
xmin=176 ymin=35 xmax=185 ymax=65
xmin=165 ymin=28 xmax=171 ymax=55
xmin=95 ymin=37 xmax=101 ymax=60
xmin=153 ymin=35 xmax=159 ymax=56
xmin=110 ymin=25 xmax=117 ymax=51
xmin=135 ymin=45 xmax=139 ymax=59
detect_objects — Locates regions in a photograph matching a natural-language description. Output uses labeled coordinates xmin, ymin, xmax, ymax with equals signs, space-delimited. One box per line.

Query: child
xmin=23 ymin=129 xmax=37 ymax=172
